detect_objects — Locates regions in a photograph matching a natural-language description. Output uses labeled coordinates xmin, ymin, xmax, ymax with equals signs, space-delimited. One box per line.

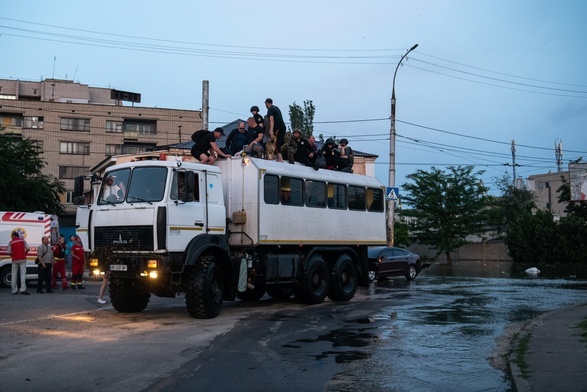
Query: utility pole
xmin=388 ymin=44 xmax=418 ymax=246
xmin=511 ymin=140 xmax=516 ymax=184
xmin=201 ymin=80 xmax=209 ymax=130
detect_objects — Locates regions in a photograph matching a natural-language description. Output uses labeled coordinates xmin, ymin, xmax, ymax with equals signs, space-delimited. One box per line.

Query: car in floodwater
xmin=367 ymin=246 xmax=421 ymax=282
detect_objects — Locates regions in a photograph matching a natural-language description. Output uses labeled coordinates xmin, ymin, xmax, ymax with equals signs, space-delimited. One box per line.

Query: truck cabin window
xmin=98 ymin=168 xmax=130 ymax=205
xmin=126 ymin=167 xmax=168 ymax=203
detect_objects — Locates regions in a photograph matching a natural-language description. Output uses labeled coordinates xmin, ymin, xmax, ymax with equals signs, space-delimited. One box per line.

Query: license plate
xmin=110 ymin=264 xmax=128 ymax=271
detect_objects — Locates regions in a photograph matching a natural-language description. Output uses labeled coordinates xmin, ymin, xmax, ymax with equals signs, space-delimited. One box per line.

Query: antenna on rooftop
xmin=52 ymin=56 xmax=56 ymax=78
xmin=555 ymin=139 xmax=563 ymax=172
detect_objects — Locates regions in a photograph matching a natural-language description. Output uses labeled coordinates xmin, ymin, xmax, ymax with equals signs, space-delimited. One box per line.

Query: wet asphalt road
xmin=1 ymin=273 xmax=587 ymax=392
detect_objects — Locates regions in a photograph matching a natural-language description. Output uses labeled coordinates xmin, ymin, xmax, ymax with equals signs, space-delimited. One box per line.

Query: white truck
xmin=74 ymin=153 xmax=386 ymax=318
xmin=0 ymin=211 xmax=59 ymax=287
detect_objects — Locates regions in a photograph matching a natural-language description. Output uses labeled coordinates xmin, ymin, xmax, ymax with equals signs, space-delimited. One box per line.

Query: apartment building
xmin=0 ymin=78 xmax=203 ymax=223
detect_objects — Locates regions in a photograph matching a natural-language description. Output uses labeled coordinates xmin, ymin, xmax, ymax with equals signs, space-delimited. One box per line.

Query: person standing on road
xmin=36 ymin=236 xmax=54 ymax=293
xmin=70 ymin=236 xmax=86 ymax=290
xmin=66 ymin=235 xmax=75 ymax=271
xmin=51 ymin=236 xmax=69 ymax=290
xmin=97 ymin=267 xmax=111 ymax=305
xmin=7 ymin=231 xmax=30 ymax=295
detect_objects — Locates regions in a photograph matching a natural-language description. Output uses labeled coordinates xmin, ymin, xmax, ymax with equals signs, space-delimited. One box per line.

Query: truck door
xmin=167 ymin=170 xmax=206 ymax=252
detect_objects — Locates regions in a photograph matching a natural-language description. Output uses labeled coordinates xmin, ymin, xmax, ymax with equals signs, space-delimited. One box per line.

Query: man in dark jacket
xmin=292 ymin=129 xmax=314 ymax=168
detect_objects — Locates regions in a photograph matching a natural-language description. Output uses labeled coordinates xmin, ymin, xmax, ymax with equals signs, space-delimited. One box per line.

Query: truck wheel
xmin=294 ymin=254 xmax=329 ymax=304
xmin=266 ymin=286 xmax=293 ymax=299
xmin=185 ymin=255 xmax=224 ymax=319
xmin=328 ymin=254 xmax=357 ymax=302
xmin=0 ymin=266 xmax=11 ymax=288
xmin=236 ymin=283 xmax=266 ymax=302
xmin=109 ymin=278 xmax=150 ymax=313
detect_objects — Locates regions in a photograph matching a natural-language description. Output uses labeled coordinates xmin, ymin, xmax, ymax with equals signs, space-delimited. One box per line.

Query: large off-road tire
xmin=185 ymin=255 xmax=224 ymax=319
xmin=109 ymin=278 xmax=150 ymax=313
xmin=293 ymin=254 xmax=329 ymax=304
xmin=266 ymin=286 xmax=293 ymax=299
xmin=328 ymin=254 xmax=357 ymax=302
xmin=236 ymin=282 xmax=266 ymax=302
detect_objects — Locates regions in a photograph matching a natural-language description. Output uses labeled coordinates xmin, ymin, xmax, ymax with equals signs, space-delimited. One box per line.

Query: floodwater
xmin=333 ymin=274 xmax=587 ymax=392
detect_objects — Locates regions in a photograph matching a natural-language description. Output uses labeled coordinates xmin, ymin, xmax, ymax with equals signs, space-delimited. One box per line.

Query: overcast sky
xmin=2 ymin=0 xmax=586 ymax=195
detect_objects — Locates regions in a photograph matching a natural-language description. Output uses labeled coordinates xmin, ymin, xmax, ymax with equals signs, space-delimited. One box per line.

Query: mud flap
xmin=237 ymin=258 xmax=247 ymax=292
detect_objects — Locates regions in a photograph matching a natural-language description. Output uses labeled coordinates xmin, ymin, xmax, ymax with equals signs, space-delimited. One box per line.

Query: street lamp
xmin=388 ymin=43 xmax=418 ymax=246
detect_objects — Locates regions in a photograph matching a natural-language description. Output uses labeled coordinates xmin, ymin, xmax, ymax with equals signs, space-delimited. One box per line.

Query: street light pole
xmin=388 ymin=43 xmax=418 ymax=246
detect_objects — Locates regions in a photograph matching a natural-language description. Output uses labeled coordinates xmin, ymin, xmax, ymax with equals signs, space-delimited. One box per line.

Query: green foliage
xmin=488 ymin=174 xmax=536 ymax=236
xmin=288 ymin=100 xmax=315 ymax=138
xmin=0 ymin=135 xmax=65 ymax=214
xmin=401 ymin=165 xmax=489 ymax=263
xmin=393 ymin=221 xmax=410 ymax=247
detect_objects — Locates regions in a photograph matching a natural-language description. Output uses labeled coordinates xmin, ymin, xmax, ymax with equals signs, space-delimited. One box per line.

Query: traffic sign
xmin=386 ymin=187 xmax=399 ymax=200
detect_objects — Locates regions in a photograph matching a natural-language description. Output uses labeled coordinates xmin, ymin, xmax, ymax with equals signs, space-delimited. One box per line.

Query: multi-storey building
xmin=0 ymin=78 xmax=203 ymax=229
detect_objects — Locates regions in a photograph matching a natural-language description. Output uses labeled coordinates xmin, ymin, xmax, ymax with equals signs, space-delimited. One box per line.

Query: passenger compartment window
xmin=367 ymin=188 xmax=384 ymax=212
xmin=327 ymin=183 xmax=346 ymax=209
xmin=280 ymin=177 xmax=303 ymax=206
xmin=305 ymin=180 xmax=326 ymax=208
xmin=264 ymin=174 xmax=279 ymax=205
xmin=348 ymin=185 xmax=366 ymax=210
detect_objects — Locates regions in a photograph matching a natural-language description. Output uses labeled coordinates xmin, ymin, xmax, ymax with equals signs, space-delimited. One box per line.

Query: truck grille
xmin=94 ymin=225 xmax=154 ymax=251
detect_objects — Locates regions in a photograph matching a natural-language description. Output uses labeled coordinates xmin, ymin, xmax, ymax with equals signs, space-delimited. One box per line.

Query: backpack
xmin=191 ymin=130 xmax=211 ymax=144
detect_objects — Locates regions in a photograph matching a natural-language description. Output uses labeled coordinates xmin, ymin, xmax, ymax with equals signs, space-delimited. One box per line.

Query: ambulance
xmin=0 ymin=211 xmax=59 ymax=287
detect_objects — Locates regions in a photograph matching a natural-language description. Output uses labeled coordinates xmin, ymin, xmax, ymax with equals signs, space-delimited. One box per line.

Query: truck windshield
xmin=98 ymin=168 xmax=130 ymax=205
xmin=127 ymin=167 xmax=168 ymax=203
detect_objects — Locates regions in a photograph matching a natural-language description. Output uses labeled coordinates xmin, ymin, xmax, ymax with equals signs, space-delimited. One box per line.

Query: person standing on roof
xmin=264 ymin=98 xmax=287 ymax=162
xmin=7 ymin=231 xmax=30 ymax=295
xmin=250 ymin=106 xmax=264 ymax=128
xmin=192 ymin=127 xmax=230 ymax=165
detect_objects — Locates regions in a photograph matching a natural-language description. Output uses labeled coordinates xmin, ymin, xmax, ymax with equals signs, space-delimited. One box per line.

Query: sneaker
xmin=97 ymin=299 xmax=107 ymax=304
xmin=20 ymin=291 xmax=30 ymax=295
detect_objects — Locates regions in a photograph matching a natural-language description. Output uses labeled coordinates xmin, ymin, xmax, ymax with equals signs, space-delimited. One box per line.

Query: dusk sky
xmin=2 ymin=1 xmax=586 ymax=195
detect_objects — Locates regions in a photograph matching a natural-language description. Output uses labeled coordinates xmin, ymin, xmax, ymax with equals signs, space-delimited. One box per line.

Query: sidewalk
xmin=509 ymin=302 xmax=587 ymax=392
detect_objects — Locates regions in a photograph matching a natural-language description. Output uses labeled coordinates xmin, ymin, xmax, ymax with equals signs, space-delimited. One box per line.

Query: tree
xmin=488 ymin=174 xmax=536 ymax=236
xmin=556 ymin=175 xmax=587 ymax=220
xmin=401 ymin=166 xmax=489 ymax=264
xmin=288 ymin=100 xmax=315 ymax=138
xmin=0 ymin=135 xmax=65 ymax=214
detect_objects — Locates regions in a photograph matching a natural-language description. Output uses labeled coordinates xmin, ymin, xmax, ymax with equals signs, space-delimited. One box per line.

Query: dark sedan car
xmin=367 ymin=246 xmax=421 ymax=282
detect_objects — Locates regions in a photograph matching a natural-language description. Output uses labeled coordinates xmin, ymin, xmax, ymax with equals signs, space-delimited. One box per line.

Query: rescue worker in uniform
xmin=70 ymin=236 xmax=86 ymax=289
xmin=52 ymin=236 xmax=69 ymax=290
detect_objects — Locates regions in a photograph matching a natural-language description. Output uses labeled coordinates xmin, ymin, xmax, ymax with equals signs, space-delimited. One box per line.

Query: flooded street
xmin=339 ymin=274 xmax=587 ymax=391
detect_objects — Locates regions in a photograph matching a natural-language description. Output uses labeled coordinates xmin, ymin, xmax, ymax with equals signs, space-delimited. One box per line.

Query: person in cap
xmin=321 ymin=138 xmax=344 ymax=170
xmin=193 ymin=127 xmax=230 ymax=165
xmin=7 ymin=231 xmax=30 ymax=295
xmin=264 ymin=98 xmax=287 ymax=162
xmin=250 ymin=106 xmax=264 ymax=128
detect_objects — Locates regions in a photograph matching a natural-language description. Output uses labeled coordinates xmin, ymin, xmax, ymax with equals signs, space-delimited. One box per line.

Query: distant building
xmin=526 ymin=171 xmax=569 ymax=219
xmin=0 ymin=78 xmax=203 ymax=225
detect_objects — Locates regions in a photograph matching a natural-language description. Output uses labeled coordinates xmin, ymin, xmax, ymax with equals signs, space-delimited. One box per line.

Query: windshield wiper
xmin=128 ymin=196 xmax=153 ymax=205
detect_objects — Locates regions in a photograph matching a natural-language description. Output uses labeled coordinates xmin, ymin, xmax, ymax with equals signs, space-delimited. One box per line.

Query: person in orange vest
xmin=70 ymin=236 xmax=86 ymax=289
xmin=51 ymin=236 xmax=69 ymax=290
xmin=7 ymin=231 xmax=30 ymax=295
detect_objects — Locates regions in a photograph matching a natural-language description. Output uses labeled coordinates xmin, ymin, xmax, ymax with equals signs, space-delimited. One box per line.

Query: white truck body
xmin=0 ymin=211 xmax=59 ymax=287
xmin=75 ymin=154 xmax=386 ymax=318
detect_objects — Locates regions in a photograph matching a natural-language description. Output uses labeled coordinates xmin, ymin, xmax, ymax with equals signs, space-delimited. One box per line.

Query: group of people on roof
xmin=190 ymin=98 xmax=353 ymax=172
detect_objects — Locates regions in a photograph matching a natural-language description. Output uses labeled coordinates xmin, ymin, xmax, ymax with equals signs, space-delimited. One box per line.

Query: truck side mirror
xmin=73 ymin=176 xmax=85 ymax=205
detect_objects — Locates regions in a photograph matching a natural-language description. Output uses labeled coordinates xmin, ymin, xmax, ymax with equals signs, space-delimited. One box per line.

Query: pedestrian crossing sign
xmin=386 ymin=187 xmax=399 ymax=200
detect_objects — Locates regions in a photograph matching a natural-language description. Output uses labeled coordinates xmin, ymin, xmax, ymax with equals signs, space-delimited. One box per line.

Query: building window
xmin=60 ymin=142 xmax=90 ymax=155
xmin=106 ymin=120 xmax=123 ymax=133
xmin=0 ymin=114 xmax=24 ymax=128
xmin=59 ymin=166 xmax=87 ymax=179
xmin=32 ymin=140 xmax=44 ymax=152
xmin=24 ymin=116 xmax=44 ymax=129
xmin=60 ymin=118 xmax=90 ymax=132
xmin=124 ymin=120 xmax=156 ymax=135
xmin=105 ymin=144 xmax=122 ymax=156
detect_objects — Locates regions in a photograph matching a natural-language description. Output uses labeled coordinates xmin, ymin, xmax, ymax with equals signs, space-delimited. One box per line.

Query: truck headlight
xmin=90 ymin=258 xmax=99 ymax=267
xmin=147 ymin=259 xmax=158 ymax=269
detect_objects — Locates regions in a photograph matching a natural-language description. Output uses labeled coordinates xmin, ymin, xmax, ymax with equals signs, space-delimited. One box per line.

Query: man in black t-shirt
xmin=191 ymin=128 xmax=230 ymax=164
xmin=265 ymin=98 xmax=287 ymax=162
